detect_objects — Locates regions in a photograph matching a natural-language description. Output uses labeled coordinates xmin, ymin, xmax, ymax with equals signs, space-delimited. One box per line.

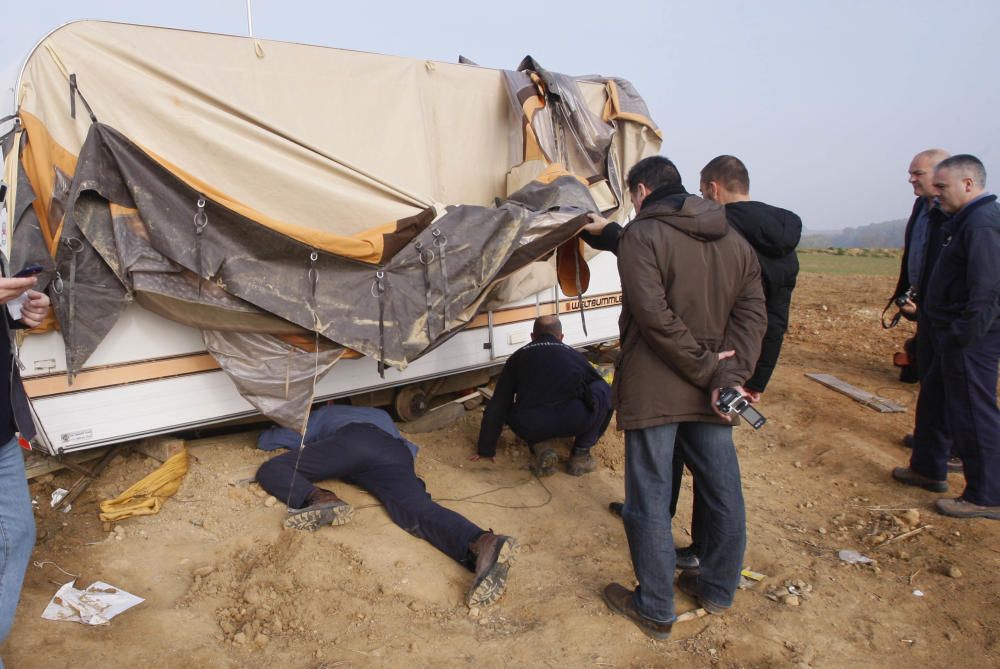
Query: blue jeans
xmin=0 ymin=437 xmax=35 ymax=657
xmin=622 ymin=422 xmax=746 ymax=623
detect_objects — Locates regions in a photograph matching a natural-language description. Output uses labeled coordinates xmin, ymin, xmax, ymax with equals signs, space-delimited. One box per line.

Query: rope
xmin=348 ymin=470 xmax=554 ymax=512
xmin=33 ymin=560 xmax=80 ymax=579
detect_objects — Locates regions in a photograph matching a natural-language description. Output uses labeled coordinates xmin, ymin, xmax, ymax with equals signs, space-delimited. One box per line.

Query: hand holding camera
xmin=714 ymin=387 xmax=767 ymax=429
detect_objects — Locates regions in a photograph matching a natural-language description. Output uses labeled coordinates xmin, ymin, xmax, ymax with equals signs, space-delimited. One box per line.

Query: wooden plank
xmin=23 ymin=446 xmax=112 ymax=481
xmin=805 ymin=373 xmax=906 ymax=413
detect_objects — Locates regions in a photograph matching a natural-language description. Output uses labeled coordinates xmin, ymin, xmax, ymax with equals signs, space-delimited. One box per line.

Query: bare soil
xmin=6 ymin=271 xmax=999 ymax=668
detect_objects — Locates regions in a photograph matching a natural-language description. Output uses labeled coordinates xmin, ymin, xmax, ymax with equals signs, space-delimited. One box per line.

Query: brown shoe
xmin=467 ymin=532 xmax=518 ymax=606
xmin=891 ymin=467 xmax=948 ymax=493
xmin=567 ymin=452 xmax=597 ymax=476
xmin=283 ymin=488 xmax=353 ymax=531
xmin=935 ymin=497 xmax=1000 ymax=520
xmin=601 ymin=583 xmax=672 ymax=641
xmin=675 ymin=571 xmax=729 ymax=615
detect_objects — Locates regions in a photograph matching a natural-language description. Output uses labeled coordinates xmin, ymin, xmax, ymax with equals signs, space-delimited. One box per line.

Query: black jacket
xmin=892 ymin=197 xmax=950 ymax=317
xmin=1 ymin=258 xmax=38 ymax=444
xmin=923 ymin=194 xmax=1000 ymax=348
xmin=477 ymin=334 xmax=606 ymax=456
xmin=725 ymin=201 xmax=801 ymax=392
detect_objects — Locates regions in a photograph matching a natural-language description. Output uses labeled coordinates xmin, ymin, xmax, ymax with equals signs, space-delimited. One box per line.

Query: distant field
xmin=796 ymin=251 xmax=899 ymax=276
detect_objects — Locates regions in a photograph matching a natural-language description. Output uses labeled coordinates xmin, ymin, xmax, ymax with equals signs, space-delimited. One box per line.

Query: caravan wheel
xmin=395 ymin=385 xmax=430 ymax=422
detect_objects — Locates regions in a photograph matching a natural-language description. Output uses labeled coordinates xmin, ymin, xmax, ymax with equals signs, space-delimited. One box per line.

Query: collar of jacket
xmin=943 ymin=193 xmax=997 ymax=236
xmin=635 ymin=191 xmax=729 ymax=242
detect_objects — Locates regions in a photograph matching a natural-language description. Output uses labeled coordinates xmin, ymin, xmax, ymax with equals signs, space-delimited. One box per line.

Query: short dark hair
xmin=937 ymin=154 xmax=987 ymax=188
xmin=700 ymin=155 xmax=750 ymax=195
xmin=626 ymin=156 xmax=682 ymax=193
xmin=532 ymin=315 xmax=562 ymax=338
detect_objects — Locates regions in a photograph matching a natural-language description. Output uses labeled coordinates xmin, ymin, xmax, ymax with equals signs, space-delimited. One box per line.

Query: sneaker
xmin=675 ymin=545 xmax=701 ymax=571
xmin=891 ymin=467 xmax=948 ymax=493
xmin=467 ymin=532 xmax=518 ymax=606
xmin=529 ymin=445 xmax=558 ymax=477
xmin=283 ymin=488 xmax=353 ymax=531
xmin=947 ymin=457 xmax=963 ymax=474
xmin=567 ymin=452 xmax=597 ymax=476
xmin=934 ymin=497 xmax=1000 ymax=520
xmin=675 ymin=571 xmax=729 ymax=615
xmin=601 ymin=582 xmax=673 ymax=641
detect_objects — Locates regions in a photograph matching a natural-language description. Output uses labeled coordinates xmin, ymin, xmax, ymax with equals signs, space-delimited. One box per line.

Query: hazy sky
xmin=3 ymin=1 xmax=998 ymax=231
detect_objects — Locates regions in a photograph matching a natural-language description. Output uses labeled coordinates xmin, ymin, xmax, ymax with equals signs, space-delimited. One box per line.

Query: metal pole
xmin=246 ymin=0 xmax=254 ymax=39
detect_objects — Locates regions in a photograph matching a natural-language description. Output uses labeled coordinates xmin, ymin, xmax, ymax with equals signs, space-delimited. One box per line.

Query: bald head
xmin=532 ymin=315 xmax=563 ymax=340
xmin=909 ymin=148 xmax=950 ymax=199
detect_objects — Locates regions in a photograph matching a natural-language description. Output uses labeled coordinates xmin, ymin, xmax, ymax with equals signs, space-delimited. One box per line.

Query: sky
xmin=2 ymin=0 xmax=999 ymax=231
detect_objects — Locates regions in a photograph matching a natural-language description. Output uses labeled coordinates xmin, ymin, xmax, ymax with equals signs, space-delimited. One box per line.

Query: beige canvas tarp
xmin=5 ymin=21 xmax=661 ymax=430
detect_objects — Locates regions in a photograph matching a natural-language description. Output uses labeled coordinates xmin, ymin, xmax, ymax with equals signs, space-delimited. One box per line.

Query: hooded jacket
xmin=613 ymin=188 xmax=766 ymax=430
xmin=725 ymin=201 xmax=801 ymax=392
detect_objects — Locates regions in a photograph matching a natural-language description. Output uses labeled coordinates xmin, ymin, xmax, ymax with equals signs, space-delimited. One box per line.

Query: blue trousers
xmin=0 ymin=437 xmax=35 ymax=660
xmin=508 ymin=380 xmax=612 ymax=454
xmin=622 ymin=423 xmax=746 ymax=623
xmin=255 ymin=423 xmax=484 ymax=568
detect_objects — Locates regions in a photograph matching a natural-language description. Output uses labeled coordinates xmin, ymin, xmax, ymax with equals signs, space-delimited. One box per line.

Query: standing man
xmin=0 ymin=265 xmax=51 ymax=664
xmin=600 ymin=156 xmax=766 ymax=640
xmin=905 ymin=155 xmax=1000 ymax=519
xmin=473 ymin=315 xmax=612 ymax=477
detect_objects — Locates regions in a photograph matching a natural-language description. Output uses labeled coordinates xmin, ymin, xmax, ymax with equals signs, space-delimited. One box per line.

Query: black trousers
xmin=508 ymin=380 xmax=613 ymax=454
xmin=911 ymin=328 xmax=1000 ymax=505
xmin=256 ymin=423 xmax=484 ymax=568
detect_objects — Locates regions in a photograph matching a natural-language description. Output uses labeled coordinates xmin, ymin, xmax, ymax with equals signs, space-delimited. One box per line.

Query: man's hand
xmin=718 ymin=350 xmax=735 ymax=361
xmin=468 ymin=454 xmax=495 ymax=463
xmin=19 ymin=289 xmax=50 ymax=328
xmin=711 ymin=384 xmax=749 ymax=421
xmin=582 ymin=213 xmax=611 ymax=234
xmin=900 ymin=298 xmax=917 ymax=316
xmin=745 ymin=389 xmax=762 ymax=404
xmin=0 ymin=277 xmax=37 ymax=306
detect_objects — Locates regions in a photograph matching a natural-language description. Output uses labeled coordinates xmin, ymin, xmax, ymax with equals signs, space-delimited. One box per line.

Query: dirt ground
xmin=6 ymin=271 xmax=999 ymax=668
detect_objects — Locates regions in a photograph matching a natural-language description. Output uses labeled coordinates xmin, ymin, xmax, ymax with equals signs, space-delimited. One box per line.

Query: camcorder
xmin=894 ymin=288 xmax=916 ymax=309
xmin=715 ymin=388 xmax=766 ymax=430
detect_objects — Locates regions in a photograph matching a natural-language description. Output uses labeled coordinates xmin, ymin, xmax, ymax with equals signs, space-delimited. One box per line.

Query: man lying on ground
xmin=255 ymin=404 xmax=517 ymax=606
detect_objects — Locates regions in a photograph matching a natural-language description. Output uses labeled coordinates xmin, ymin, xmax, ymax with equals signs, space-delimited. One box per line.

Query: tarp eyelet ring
xmin=64 ymin=237 xmax=84 ymax=253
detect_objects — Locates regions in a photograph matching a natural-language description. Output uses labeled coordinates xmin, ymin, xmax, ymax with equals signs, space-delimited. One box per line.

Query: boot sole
xmin=467 ymin=537 xmax=518 ymax=607
xmin=283 ymin=502 xmax=354 ymax=531
xmin=936 ymin=501 xmax=1000 ymax=520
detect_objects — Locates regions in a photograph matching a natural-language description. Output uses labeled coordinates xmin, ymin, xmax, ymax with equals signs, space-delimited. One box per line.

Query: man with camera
xmin=600 ymin=156 xmax=766 ymax=640
xmin=896 ymin=154 xmax=1000 ymax=520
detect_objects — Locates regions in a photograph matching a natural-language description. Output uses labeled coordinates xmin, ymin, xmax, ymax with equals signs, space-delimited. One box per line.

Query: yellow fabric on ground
xmin=99 ymin=449 xmax=189 ymax=522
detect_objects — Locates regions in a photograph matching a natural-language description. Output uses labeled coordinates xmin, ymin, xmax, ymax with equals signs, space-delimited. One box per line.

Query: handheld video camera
xmin=715 ymin=388 xmax=766 ymax=430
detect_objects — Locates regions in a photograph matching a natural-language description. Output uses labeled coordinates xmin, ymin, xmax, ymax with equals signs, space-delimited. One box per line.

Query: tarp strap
xmin=374 ymin=270 xmax=386 ymax=378
xmin=193 ymin=197 xmax=208 ymax=296
xmin=68 ymin=74 xmax=98 ymax=124
xmin=63 ymin=236 xmax=85 ymax=382
xmin=574 ymin=247 xmax=588 ymax=336
xmin=415 ymin=240 xmax=434 ymax=342
xmin=433 ymin=229 xmax=450 ymax=325
xmin=307 ymin=250 xmax=320 ymax=329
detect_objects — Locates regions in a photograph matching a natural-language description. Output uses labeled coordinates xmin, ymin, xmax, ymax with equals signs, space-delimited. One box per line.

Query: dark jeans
xmin=622 ymin=422 xmax=746 ymax=623
xmin=913 ymin=328 xmax=1000 ymax=505
xmin=509 ymin=379 xmax=612 ymax=454
xmin=256 ymin=423 xmax=484 ymax=568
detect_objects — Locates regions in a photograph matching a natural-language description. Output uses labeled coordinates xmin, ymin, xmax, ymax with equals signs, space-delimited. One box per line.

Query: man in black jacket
xmin=893 ymin=154 xmax=1000 ymax=520
xmin=473 ymin=315 xmax=612 ymax=476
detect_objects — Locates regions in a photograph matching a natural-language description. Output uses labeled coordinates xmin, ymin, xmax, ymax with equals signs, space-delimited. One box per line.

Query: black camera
xmin=716 ymin=388 xmax=766 ymax=430
xmin=894 ymin=288 xmax=916 ymax=309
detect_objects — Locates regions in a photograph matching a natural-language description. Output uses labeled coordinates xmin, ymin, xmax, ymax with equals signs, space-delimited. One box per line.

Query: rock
xmin=468 ymin=607 xmax=480 ymax=618
xmin=408 ymin=600 xmax=425 ymax=612
xmin=264 ymin=496 xmax=277 ymax=508
xmin=233 ymin=632 xmax=247 ymax=645
xmin=897 ymin=509 xmax=920 ymax=527
xmin=193 ymin=565 xmax=215 ymax=578
xmin=947 ymin=565 xmax=963 ymax=579
xmin=817 ymin=527 xmax=827 ymax=535
xmin=254 ymin=633 xmax=269 ymax=648
xmin=784 ymin=595 xmax=801 ymax=606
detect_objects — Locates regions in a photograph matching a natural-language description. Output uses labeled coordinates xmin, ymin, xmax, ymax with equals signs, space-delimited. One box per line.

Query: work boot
xmin=601 ymin=582 xmax=672 ymax=641
xmin=467 ymin=531 xmax=518 ymax=607
xmin=529 ymin=443 xmax=558 ymax=477
xmin=934 ymin=497 xmax=1000 ymax=521
xmin=283 ymin=488 xmax=353 ymax=531
xmin=675 ymin=571 xmax=729 ymax=615
xmin=567 ymin=451 xmax=597 ymax=476
xmin=891 ymin=467 xmax=948 ymax=493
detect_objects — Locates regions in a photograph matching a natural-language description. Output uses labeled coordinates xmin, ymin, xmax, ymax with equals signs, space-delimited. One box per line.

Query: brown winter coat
xmin=613 ymin=191 xmax=766 ymax=430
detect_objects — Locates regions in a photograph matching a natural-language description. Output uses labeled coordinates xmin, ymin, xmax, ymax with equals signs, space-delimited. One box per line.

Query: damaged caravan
xmin=2 ymin=21 xmax=661 ymax=453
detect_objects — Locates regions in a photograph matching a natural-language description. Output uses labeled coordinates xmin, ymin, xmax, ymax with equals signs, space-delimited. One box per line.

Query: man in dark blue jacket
xmin=892 ymin=154 xmax=1000 ymax=520
xmin=256 ymin=404 xmax=517 ymax=606
xmin=474 ymin=315 xmax=612 ymax=476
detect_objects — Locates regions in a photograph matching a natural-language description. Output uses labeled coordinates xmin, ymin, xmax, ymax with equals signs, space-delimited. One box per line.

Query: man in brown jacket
xmin=601 ymin=156 xmax=766 ymax=640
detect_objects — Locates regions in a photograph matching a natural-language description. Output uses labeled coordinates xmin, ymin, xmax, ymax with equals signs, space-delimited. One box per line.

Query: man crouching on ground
xmin=601 ymin=156 xmax=766 ymax=640
xmin=255 ymin=404 xmax=517 ymax=606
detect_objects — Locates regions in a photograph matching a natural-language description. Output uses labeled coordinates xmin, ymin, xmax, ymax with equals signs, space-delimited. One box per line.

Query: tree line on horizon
xmin=800 ymin=218 xmax=906 ymax=249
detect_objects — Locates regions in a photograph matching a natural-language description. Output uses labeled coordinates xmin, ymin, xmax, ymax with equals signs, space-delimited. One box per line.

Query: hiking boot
xmin=901 ymin=434 xmax=915 ymax=449
xmin=947 ymin=457 xmax=963 ymax=474
xmin=934 ymin=497 xmax=1000 ymax=521
xmin=675 ymin=545 xmax=701 ymax=572
xmin=675 ymin=571 xmax=729 ymax=615
xmin=529 ymin=444 xmax=558 ymax=477
xmin=283 ymin=488 xmax=353 ymax=531
xmin=891 ymin=467 xmax=948 ymax=493
xmin=601 ymin=583 xmax=672 ymax=641
xmin=467 ymin=532 xmax=518 ymax=607
xmin=608 ymin=501 xmax=624 ymax=517
xmin=567 ymin=452 xmax=597 ymax=476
